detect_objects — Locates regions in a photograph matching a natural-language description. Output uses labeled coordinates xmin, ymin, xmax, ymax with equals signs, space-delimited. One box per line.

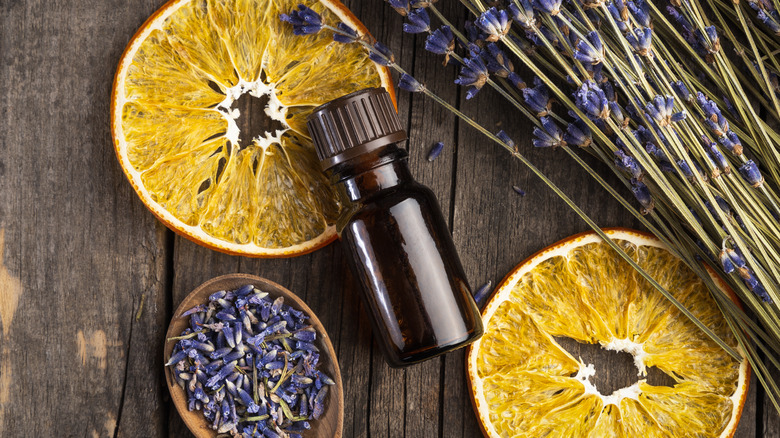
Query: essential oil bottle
xmin=307 ymin=87 xmax=483 ymax=367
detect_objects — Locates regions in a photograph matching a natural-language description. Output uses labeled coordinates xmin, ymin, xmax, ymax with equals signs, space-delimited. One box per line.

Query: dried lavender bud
xmin=399 ymin=73 xmax=424 ymax=93
xmin=473 ymin=281 xmax=493 ymax=306
xmin=279 ymin=5 xmax=322 ymax=36
xmin=427 ymin=142 xmax=444 ymax=161
xmin=167 ymin=284 xmax=332 ymax=436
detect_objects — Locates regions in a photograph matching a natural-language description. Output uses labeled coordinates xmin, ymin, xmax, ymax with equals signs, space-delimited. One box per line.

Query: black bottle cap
xmin=307 ymin=87 xmax=407 ymax=170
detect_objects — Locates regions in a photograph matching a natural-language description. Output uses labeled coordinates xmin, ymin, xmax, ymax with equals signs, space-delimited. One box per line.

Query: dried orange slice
xmin=467 ymin=229 xmax=749 ymax=438
xmin=111 ymin=0 xmax=392 ymax=257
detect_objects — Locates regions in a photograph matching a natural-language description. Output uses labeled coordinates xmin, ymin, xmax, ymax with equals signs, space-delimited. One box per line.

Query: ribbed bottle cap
xmin=307 ymin=87 xmax=407 ymax=170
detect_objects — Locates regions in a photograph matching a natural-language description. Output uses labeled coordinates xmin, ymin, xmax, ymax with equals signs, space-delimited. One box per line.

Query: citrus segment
xmin=637 ymin=382 xmax=734 ymax=437
xmin=476 ymin=301 xmax=579 ymax=378
xmin=518 ymin=254 xmax=612 ymax=343
xmin=112 ymin=0 xmax=392 ymax=257
xmin=467 ymin=229 xmax=749 ymax=438
xmin=587 ymin=405 xmax=625 ymax=438
xmin=122 ymin=102 xmax=227 ymax=170
xmin=163 ymin=0 xmax=240 ymax=88
xmin=125 ymin=30 xmax=225 ymax=109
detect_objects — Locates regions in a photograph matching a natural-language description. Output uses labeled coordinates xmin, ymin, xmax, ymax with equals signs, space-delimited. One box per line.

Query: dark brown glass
xmin=330 ymin=144 xmax=483 ymax=367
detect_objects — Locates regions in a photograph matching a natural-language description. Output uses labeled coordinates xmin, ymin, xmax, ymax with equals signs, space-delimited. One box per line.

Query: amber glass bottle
xmin=307 ymin=88 xmax=483 ymax=367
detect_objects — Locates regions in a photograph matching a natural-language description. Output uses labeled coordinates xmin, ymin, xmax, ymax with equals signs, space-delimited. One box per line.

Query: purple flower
xmin=626 ymin=27 xmax=653 ymax=56
xmin=425 ymin=26 xmax=455 ymax=59
xmin=645 ymin=95 xmax=683 ymax=126
xmin=427 ymin=142 xmax=444 ymax=161
xmin=533 ymin=117 xmax=564 ymax=148
xmin=387 ymin=0 xmax=411 ymax=16
xmin=719 ymin=249 xmax=736 ymax=274
xmin=615 ymin=150 xmax=643 ymax=179
xmin=627 ymin=0 xmax=651 ymax=26
xmin=403 ymin=8 xmax=430 ymax=33
xmin=473 ymin=281 xmax=493 ymax=306
xmin=719 ymin=131 xmax=744 ymax=155
xmin=607 ymin=2 xmax=630 ymax=33
xmin=671 ymin=81 xmax=692 ymax=102
xmin=481 ymin=43 xmax=514 ymax=78
xmin=508 ymin=72 xmax=526 ymax=89
xmin=509 ymin=0 xmax=536 ymax=29
xmin=739 ymin=160 xmax=764 ymax=187
xmin=630 ymin=178 xmax=654 ymax=213
xmin=333 ymin=22 xmax=358 ymax=43
xmin=280 ymin=5 xmax=322 ymax=36
xmin=464 ymin=20 xmax=488 ymax=46
xmin=575 ymin=81 xmax=609 ymax=120
xmin=704 ymin=140 xmax=730 ymax=174
xmin=476 ymin=7 xmax=512 ymax=42
xmin=399 ymin=73 xmax=424 ymax=92
xmin=758 ymin=9 xmax=780 ymax=34
xmin=677 ymin=159 xmax=694 ymax=179
xmin=533 ymin=0 xmax=563 ymax=15
xmin=697 ymin=25 xmax=720 ymax=53
xmin=523 ymin=78 xmax=550 ymax=116
xmin=455 ymin=54 xmax=489 ymax=99
xmin=497 ymin=130 xmax=516 ymax=149
xmin=609 ymin=101 xmax=629 ymax=127
xmin=369 ymin=42 xmax=395 ymax=66
xmin=573 ymin=31 xmax=604 ymax=65
xmin=564 ymin=117 xmax=592 ymax=147
xmin=744 ymin=274 xmax=773 ymax=302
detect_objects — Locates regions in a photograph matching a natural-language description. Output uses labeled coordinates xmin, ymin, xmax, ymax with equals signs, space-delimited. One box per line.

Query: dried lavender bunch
xmin=166 ymin=284 xmax=334 ymax=438
xmin=281 ymin=0 xmax=780 ymax=412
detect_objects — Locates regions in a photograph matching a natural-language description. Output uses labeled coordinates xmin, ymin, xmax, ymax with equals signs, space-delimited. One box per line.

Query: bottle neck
xmin=330 ymin=144 xmax=412 ymax=202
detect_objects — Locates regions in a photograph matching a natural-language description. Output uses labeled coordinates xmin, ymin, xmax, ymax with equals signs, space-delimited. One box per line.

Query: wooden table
xmin=0 ymin=0 xmax=777 ymax=436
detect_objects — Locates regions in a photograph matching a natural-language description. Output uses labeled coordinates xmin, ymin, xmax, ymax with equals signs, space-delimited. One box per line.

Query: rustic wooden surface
xmin=0 ymin=0 xmax=775 ymax=436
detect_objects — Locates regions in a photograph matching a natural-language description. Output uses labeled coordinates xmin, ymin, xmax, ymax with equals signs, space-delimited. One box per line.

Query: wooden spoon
xmin=164 ymin=273 xmax=344 ymax=437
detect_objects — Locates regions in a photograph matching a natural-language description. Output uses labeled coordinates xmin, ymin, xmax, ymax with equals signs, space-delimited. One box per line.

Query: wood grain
xmin=0 ymin=0 xmax=170 ymax=436
xmin=0 ymin=0 xmax=775 ymax=436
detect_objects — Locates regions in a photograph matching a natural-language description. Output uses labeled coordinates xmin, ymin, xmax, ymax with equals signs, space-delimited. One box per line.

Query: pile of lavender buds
xmin=165 ymin=284 xmax=334 ymax=438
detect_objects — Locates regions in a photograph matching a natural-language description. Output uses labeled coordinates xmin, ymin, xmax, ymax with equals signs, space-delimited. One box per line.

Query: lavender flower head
xmin=626 ymin=27 xmax=653 ymax=56
xmin=523 ymin=78 xmax=551 ymax=116
xmin=533 ymin=0 xmax=563 ymax=16
xmin=719 ymin=131 xmax=744 ymax=156
xmin=630 ymin=178 xmax=654 ymax=213
xmin=627 ymin=0 xmax=651 ymax=27
xmin=476 ymin=7 xmax=512 ymax=42
xmin=645 ymin=95 xmax=685 ymax=126
xmin=575 ymin=81 xmax=610 ymax=120
xmin=564 ymin=117 xmax=592 ymax=147
xmin=387 ymin=0 xmax=411 ymax=16
xmin=399 ymin=73 xmax=424 ymax=92
xmin=455 ymin=53 xmax=489 ymax=99
xmin=509 ymin=0 xmax=536 ymax=29
xmin=481 ymin=43 xmax=514 ymax=78
xmin=403 ymin=7 xmax=431 ymax=33
xmin=369 ymin=42 xmax=395 ymax=66
xmin=533 ymin=117 xmax=565 ymax=148
xmin=739 ymin=160 xmax=764 ymax=187
xmin=280 ymin=5 xmax=322 ymax=35
xmin=697 ymin=26 xmax=721 ymax=53
xmin=426 ymin=26 xmax=455 ymax=64
xmin=333 ymin=22 xmax=359 ymax=43
xmin=573 ymin=31 xmax=604 ymax=65
xmin=615 ymin=149 xmax=643 ymax=180
xmin=497 ymin=130 xmax=517 ymax=150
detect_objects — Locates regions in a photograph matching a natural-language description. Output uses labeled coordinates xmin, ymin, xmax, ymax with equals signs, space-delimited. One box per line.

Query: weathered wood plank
xmin=0 ymin=0 xmax=170 ymax=436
